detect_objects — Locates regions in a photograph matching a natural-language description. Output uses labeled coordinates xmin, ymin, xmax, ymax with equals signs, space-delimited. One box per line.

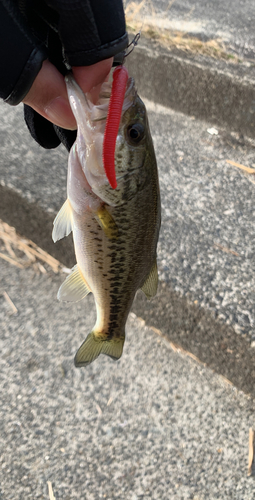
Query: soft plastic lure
xmin=103 ymin=66 xmax=129 ymax=189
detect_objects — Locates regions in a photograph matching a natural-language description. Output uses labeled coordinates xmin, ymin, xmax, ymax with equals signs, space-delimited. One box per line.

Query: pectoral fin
xmin=140 ymin=259 xmax=158 ymax=299
xmin=57 ymin=265 xmax=91 ymax=302
xmin=52 ymin=199 xmax=73 ymax=243
xmin=94 ymin=205 xmax=118 ymax=240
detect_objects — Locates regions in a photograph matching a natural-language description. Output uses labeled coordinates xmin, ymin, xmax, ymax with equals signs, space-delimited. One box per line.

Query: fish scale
xmin=52 ymin=72 xmax=161 ymax=367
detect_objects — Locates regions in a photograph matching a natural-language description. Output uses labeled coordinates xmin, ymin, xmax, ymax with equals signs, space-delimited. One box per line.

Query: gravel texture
xmin=1 ymin=9 xmax=255 ymax=497
xmin=130 ymin=0 xmax=255 ymax=60
xmin=1 ymin=259 xmax=255 ymax=499
xmin=145 ymin=100 xmax=255 ymax=340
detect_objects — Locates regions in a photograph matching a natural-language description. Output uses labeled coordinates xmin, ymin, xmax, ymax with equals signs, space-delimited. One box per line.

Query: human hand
xmin=23 ymin=57 xmax=113 ymax=130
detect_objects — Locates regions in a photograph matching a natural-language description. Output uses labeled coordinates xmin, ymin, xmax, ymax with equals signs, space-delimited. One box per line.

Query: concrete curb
xmin=126 ymin=38 xmax=255 ymax=139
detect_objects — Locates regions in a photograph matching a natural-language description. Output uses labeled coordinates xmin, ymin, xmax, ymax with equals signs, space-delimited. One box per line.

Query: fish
xmin=52 ymin=69 xmax=161 ymax=367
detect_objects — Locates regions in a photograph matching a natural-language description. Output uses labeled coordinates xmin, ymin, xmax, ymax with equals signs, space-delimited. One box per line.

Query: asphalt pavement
xmin=1 ymin=6 xmax=255 ymax=497
xmin=1 ymin=257 xmax=255 ymax=499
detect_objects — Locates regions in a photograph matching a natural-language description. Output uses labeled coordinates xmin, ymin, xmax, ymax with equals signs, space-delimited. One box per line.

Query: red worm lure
xmin=103 ymin=66 xmax=129 ymax=189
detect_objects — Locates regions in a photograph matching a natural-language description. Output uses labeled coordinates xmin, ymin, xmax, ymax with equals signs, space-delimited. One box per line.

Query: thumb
xmin=72 ymin=57 xmax=113 ymax=103
xmin=23 ymin=60 xmax=77 ymax=130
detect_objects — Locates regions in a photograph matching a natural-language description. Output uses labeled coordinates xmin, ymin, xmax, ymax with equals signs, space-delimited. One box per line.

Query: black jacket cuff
xmin=66 ymin=32 xmax=129 ymax=67
xmin=5 ymin=45 xmax=47 ymax=105
xmin=0 ymin=0 xmax=48 ymax=105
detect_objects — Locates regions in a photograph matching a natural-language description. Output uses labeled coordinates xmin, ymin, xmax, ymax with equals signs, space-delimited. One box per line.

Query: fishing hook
xmin=124 ymin=32 xmax=141 ymax=58
xmin=113 ymin=32 xmax=141 ymax=66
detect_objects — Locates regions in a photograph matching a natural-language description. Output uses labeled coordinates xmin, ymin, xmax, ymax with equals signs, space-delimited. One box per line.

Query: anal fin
xmin=57 ymin=265 xmax=91 ymax=302
xmin=52 ymin=199 xmax=73 ymax=243
xmin=140 ymin=259 xmax=158 ymax=299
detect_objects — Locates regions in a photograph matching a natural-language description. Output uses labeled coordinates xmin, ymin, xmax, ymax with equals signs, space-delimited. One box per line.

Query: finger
xmin=23 ymin=60 xmax=77 ymax=130
xmin=23 ymin=58 xmax=114 ymax=130
xmin=72 ymin=57 xmax=113 ymax=103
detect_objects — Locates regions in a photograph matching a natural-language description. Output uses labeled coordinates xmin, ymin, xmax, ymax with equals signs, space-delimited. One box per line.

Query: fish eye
xmin=126 ymin=123 xmax=145 ymax=144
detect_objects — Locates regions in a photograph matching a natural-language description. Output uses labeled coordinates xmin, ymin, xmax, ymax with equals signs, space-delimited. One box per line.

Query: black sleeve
xmin=0 ymin=0 xmax=128 ymax=105
xmin=1 ymin=0 xmax=128 ymax=150
xmin=0 ymin=0 xmax=47 ymax=104
xmin=45 ymin=0 xmax=128 ymax=66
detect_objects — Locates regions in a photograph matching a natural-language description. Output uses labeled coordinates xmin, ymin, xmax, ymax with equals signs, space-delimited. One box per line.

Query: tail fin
xmin=74 ymin=332 xmax=125 ymax=368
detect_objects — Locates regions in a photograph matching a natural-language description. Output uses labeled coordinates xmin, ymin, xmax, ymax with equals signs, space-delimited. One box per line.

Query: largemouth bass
xmin=53 ymin=70 xmax=161 ymax=367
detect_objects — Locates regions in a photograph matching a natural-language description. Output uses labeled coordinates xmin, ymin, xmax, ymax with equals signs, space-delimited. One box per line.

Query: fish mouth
xmin=90 ymin=77 xmax=135 ymax=124
xmin=66 ymin=71 xmax=136 ymax=196
xmin=66 ymin=72 xmax=135 ymax=125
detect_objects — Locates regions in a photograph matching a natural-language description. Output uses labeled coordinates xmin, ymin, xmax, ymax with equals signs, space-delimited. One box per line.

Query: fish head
xmin=66 ymin=73 xmax=155 ymax=207
xmin=110 ymin=90 xmax=154 ymax=205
